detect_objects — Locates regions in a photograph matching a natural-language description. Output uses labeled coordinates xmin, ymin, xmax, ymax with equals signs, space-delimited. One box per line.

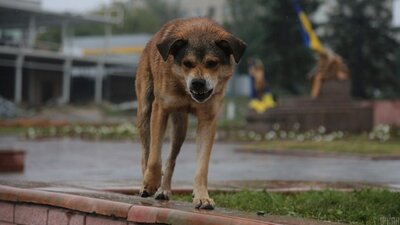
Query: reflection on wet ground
xmin=1 ymin=136 xmax=400 ymax=184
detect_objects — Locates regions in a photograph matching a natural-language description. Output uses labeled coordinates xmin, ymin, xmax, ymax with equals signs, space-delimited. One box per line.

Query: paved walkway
xmin=1 ymin=136 xmax=400 ymax=184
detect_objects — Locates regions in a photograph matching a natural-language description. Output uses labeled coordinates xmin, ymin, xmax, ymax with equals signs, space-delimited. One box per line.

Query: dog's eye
xmin=183 ymin=61 xmax=195 ymax=68
xmin=206 ymin=60 xmax=218 ymax=69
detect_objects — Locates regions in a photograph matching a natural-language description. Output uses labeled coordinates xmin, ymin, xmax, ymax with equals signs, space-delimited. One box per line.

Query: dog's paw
xmin=155 ymin=188 xmax=171 ymax=200
xmin=139 ymin=184 xmax=158 ymax=198
xmin=193 ymin=197 xmax=215 ymax=210
xmin=141 ymin=167 xmax=162 ymax=197
xmin=139 ymin=186 xmax=155 ymax=198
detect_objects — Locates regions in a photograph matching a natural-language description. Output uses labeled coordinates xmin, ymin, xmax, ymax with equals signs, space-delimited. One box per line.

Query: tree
xmin=324 ymin=0 xmax=400 ymax=98
xmin=225 ymin=0 xmax=322 ymax=95
xmin=224 ymin=0 xmax=266 ymax=71
xmin=37 ymin=0 xmax=181 ymax=45
xmin=74 ymin=0 xmax=180 ymax=36
xmin=260 ymin=0 xmax=322 ymax=95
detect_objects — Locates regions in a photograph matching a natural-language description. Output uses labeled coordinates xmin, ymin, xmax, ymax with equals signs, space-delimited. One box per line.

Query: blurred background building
xmin=0 ymin=0 xmax=136 ymax=106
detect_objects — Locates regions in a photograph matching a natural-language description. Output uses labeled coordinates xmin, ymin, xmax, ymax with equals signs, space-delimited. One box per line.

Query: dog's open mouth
xmin=190 ymin=89 xmax=213 ymax=102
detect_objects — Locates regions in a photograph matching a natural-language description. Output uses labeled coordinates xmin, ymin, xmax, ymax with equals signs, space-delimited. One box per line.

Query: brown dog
xmin=135 ymin=18 xmax=246 ymax=210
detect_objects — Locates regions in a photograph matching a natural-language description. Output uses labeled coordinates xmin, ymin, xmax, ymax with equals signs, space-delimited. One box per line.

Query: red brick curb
xmin=0 ymin=185 xmax=131 ymax=218
xmin=129 ymin=205 xmax=280 ymax=225
xmin=0 ymin=185 xmax=282 ymax=225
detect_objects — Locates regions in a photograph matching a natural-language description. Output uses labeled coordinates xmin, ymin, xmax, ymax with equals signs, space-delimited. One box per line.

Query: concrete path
xmin=1 ymin=136 xmax=400 ymax=184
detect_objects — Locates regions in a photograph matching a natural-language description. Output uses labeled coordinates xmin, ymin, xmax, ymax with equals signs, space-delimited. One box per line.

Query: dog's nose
xmin=190 ymin=79 xmax=207 ymax=92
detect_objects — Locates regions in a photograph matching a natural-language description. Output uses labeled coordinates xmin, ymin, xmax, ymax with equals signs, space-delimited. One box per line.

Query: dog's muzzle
xmin=189 ymin=78 xmax=213 ymax=102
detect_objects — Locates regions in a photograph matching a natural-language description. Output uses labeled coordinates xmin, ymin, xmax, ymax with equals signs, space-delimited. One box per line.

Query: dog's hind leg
xmin=137 ymin=91 xmax=152 ymax=178
xmin=135 ymin=63 xmax=154 ymax=178
xmin=155 ymin=111 xmax=188 ymax=200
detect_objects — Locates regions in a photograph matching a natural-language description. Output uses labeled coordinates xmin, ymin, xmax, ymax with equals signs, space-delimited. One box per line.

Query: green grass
xmin=0 ymin=127 xmax=26 ymax=135
xmin=244 ymin=138 xmax=400 ymax=155
xmin=173 ymin=189 xmax=400 ymax=225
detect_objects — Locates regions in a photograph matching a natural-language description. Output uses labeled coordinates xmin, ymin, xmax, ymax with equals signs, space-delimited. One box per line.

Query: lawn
xmin=0 ymin=126 xmax=26 ymax=135
xmin=241 ymin=138 xmax=400 ymax=156
xmin=173 ymin=189 xmax=400 ymax=225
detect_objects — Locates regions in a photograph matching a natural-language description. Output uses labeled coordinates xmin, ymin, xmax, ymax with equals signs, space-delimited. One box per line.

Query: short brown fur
xmin=135 ymin=18 xmax=246 ymax=209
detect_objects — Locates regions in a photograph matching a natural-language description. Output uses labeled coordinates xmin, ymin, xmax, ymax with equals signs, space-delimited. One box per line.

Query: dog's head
xmin=156 ymin=21 xmax=246 ymax=103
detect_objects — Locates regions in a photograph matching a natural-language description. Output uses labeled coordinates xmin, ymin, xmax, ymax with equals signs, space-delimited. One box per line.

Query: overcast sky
xmin=42 ymin=0 xmax=112 ymax=13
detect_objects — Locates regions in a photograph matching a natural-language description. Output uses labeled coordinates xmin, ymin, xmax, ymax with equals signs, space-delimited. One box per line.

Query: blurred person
xmin=247 ymin=57 xmax=275 ymax=113
xmin=248 ymin=58 xmax=266 ymax=99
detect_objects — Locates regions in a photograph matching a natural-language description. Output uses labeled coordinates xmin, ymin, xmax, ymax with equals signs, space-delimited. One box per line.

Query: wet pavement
xmin=1 ymin=136 xmax=400 ymax=184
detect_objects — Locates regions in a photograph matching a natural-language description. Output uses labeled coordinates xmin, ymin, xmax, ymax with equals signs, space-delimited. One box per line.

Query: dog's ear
xmin=156 ymin=38 xmax=187 ymax=61
xmin=216 ymin=35 xmax=247 ymax=63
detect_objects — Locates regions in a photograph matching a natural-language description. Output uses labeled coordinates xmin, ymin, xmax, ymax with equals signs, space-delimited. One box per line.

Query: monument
xmin=247 ymin=49 xmax=373 ymax=132
xmin=246 ymin=1 xmax=373 ymax=132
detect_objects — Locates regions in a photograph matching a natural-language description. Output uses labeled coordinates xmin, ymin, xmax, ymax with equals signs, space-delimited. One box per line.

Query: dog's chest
xmin=161 ymin=94 xmax=179 ymax=105
xmin=159 ymin=93 xmax=212 ymax=112
xmin=159 ymin=93 xmax=190 ymax=109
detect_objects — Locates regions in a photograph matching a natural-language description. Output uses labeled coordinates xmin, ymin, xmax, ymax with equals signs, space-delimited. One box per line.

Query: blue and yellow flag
xmin=292 ymin=0 xmax=325 ymax=53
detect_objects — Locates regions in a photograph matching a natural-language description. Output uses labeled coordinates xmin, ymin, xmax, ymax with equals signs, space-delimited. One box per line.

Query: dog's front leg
xmin=140 ymin=100 xmax=168 ymax=197
xmin=155 ymin=111 xmax=188 ymax=200
xmin=193 ymin=113 xmax=216 ymax=210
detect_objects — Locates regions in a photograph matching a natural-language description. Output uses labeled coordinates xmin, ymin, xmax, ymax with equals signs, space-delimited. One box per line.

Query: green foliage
xmin=23 ymin=123 xmax=138 ymax=140
xmin=224 ymin=0 xmax=266 ymax=69
xmin=225 ymin=0 xmax=400 ymax=98
xmin=105 ymin=0 xmax=180 ymax=34
xmin=145 ymin=0 xmax=181 ymax=25
xmin=246 ymin=138 xmax=400 ymax=155
xmin=37 ymin=0 xmax=180 ymax=42
xmin=324 ymin=0 xmax=400 ymax=98
xmin=174 ymin=189 xmax=400 ymax=224
xmin=118 ymin=7 xmax=160 ymax=34
xmin=74 ymin=0 xmax=180 ymax=36
xmin=258 ymin=0 xmax=321 ymax=95
xmin=36 ymin=27 xmax=61 ymax=44
xmin=225 ymin=0 xmax=321 ymax=95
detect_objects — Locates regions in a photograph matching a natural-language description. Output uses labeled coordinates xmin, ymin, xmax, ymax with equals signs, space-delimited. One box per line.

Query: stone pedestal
xmin=247 ymin=80 xmax=373 ymax=132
